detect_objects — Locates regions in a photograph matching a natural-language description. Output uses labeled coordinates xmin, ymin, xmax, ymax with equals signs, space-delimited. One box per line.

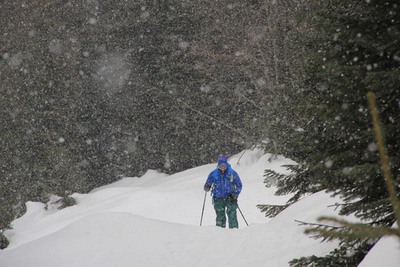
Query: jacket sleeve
xmin=205 ymin=171 xmax=214 ymax=187
xmin=233 ymin=171 xmax=242 ymax=195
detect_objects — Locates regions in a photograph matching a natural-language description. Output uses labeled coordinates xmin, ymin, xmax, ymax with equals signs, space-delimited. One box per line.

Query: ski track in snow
xmin=0 ymin=149 xmax=397 ymax=267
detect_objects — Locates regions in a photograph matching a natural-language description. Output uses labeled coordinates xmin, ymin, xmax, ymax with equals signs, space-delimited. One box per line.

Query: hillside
xmin=0 ymin=150 xmax=397 ymax=266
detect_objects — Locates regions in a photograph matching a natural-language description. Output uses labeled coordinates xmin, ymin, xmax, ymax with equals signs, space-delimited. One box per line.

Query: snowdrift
xmin=0 ymin=150 xmax=397 ymax=266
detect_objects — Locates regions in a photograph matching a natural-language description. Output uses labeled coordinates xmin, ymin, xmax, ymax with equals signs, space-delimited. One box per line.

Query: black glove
xmin=228 ymin=194 xmax=238 ymax=204
xmin=204 ymin=184 xmax=211 ymax=192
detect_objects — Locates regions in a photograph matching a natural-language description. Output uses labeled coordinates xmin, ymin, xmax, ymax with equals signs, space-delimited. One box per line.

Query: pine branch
xmin=306 ymin=216 xmax=400 ymax=241
xmin=263 ymin=169 xmax=286 ymax=187
xmin=327 ymin=202 xmax=346 ymax=211
xmin=289 ymin=241 xmax=374 ymax=267
xmin=295 ymin=219 xmax=342 ymax=230
xmin=295 ymin=219 xmax=345 ymax=242
xmin=256 ymin=204 xmax=288 ymax=218
xmin=260 ymin=165 xmax=317 ymax=218
xmin=367 ymin=92 xmax=400 ymax=230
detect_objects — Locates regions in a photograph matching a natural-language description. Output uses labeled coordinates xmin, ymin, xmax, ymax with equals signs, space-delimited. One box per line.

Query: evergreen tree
xmin=260 ymin=0 xmax=400 ymax=265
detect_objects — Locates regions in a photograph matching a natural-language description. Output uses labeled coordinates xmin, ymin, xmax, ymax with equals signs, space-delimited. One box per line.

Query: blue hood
xmin=218 ymin=156 xmax=228 ymax=166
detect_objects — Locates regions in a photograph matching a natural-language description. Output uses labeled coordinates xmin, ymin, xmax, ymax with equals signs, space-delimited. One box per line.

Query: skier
xmin=204 ymin=156 xmax=242 ymax=228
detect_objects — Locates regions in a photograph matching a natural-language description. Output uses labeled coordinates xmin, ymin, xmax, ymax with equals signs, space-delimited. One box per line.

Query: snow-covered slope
xmin=358 ymin=234 xmax=400 ymax=267
xmin=0 ymin=150 xmax=397 ymax=266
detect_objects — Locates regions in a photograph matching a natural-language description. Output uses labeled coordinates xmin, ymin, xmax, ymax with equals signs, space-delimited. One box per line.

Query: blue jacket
xmin=205 ymin=163 xmax=242 ymax=198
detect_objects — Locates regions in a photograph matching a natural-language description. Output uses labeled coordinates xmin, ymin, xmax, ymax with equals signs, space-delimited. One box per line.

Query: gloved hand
xmin=204 ymin=184 xmax=211 ymax=192
xmin=228 ymin=194 xmax=238 ymax=204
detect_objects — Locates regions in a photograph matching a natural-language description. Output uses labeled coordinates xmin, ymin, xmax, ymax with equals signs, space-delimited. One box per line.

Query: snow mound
xmin=1 ymin=194 xmax=339 ymax=267
xmin=1 ymin=149 xmax=397 ymax=266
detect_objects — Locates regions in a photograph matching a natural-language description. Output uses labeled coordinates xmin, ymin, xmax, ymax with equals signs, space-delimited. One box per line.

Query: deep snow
xmin=0 ymin=149 xmax=398 ymax=266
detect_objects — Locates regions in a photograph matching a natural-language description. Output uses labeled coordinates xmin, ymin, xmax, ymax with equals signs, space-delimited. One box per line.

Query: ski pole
xmin=237 ymin=204 xmax=249 ymax=226
xmin=200 ymin=191 xmax=207 ymax=226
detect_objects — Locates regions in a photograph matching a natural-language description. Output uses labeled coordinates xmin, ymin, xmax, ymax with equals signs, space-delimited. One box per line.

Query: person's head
xmin=218 ymin=156 xmax=228 ymax=173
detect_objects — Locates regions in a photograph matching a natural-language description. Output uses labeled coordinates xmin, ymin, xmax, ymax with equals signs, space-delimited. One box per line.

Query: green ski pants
xmin=213 ymin=198 xmax=238 ymax=229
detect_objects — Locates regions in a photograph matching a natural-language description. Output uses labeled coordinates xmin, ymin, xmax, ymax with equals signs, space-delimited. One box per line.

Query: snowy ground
xmin=0 ymin=149 xmax=398 ymax=266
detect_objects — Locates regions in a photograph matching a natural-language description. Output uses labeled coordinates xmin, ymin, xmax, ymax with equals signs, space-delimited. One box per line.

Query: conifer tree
xmin=260 ymin=0 xmax=400 ymax=265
